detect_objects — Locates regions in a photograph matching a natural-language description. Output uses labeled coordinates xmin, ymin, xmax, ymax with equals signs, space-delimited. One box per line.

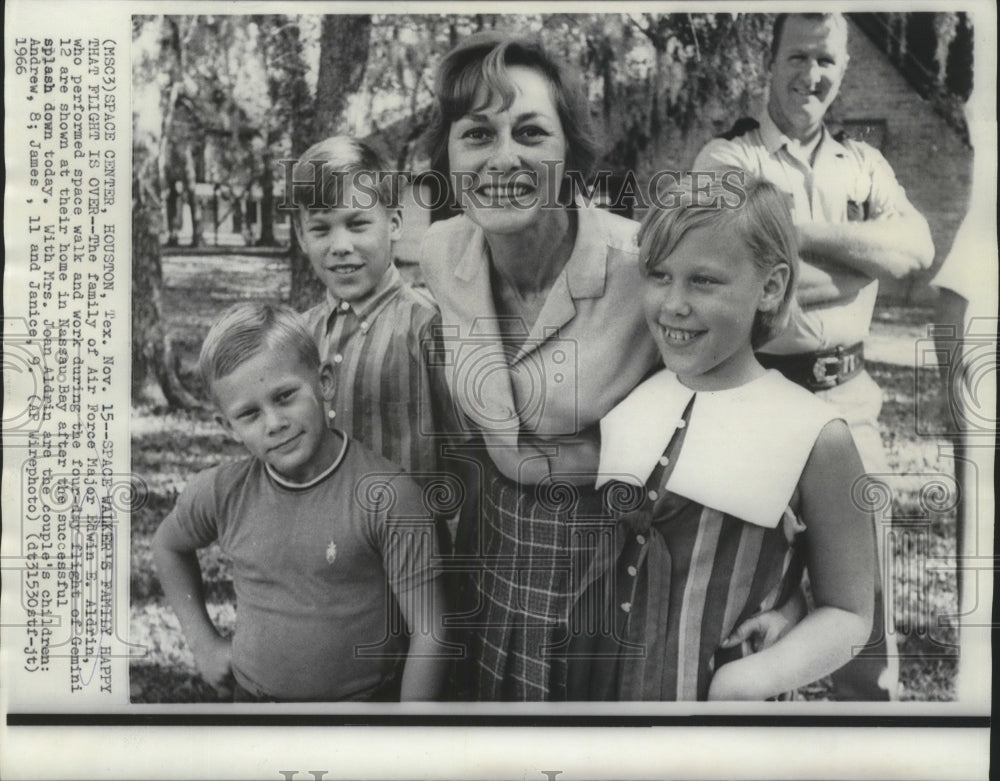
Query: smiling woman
xmin=446 ymin=65 xmax=568 ymax=235
xmin=419 ymin=32 xmax=661 ymax=701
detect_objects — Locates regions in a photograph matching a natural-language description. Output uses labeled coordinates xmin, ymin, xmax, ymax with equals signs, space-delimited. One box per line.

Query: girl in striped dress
xmin=567 ymin=178 xmax=876 ymax=701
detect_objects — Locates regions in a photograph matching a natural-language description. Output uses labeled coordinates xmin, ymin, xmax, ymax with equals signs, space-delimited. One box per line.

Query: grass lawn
xmin=129 ymin=251 xmax=962 ymax=703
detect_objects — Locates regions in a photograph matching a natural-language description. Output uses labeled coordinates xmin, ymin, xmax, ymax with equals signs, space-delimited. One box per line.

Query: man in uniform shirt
xmin=693 ymin=12 xmax=935 ymax=699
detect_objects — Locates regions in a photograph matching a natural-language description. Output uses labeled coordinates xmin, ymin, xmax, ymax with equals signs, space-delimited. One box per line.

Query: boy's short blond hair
xmin=199 ymin=302 xmax=320 ymax=403
xmin=286 ymin=136 xmax=397 ymax=221
xmin=638 ymin=176 xmax=799 ymax=349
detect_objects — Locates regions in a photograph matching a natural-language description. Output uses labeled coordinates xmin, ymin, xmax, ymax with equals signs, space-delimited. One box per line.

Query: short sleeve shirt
xmin=162 ymin=440 xmax=438 ymax=700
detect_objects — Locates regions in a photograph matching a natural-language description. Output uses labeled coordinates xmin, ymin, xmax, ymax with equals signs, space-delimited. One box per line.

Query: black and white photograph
xmin=2 ymin=2 xmax=995 ymax=779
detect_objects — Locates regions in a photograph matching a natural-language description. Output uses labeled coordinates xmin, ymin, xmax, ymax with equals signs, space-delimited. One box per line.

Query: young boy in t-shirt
xmin=152 ymin=302 xmax=448 ymax=701
xmin=290 ymin=137 xmax=459 ymax=549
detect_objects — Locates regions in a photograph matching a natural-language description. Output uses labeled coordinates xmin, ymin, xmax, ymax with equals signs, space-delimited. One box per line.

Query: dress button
xmin=676 ymin=419 xmax=686 ymax=429
xmin=636 ymin=534 xmax=646 ymax=545
xmin=647 ymin=490 xmax=658 ymax=501
xmin=333 ymin=353 xmax=344 ymax=364
xmin=360 ymin=320 xmax=369 ymax=331
xmin=658 ymin=456 xmax=670 ymax=466
xmin=339 ymin=301 xmax=350 ymax=312
xmin=620 ymin=602 xmax=632 ymax=613
xmin=627 ymin=565 xmax=637 ymax=577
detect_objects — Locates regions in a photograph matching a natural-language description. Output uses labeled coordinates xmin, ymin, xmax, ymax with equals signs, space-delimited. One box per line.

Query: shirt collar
xmin=324 ymin=263 xmax=403 ymax=322
xmin=264 ymin=431 xmax=349 ymax=490
xmin=759 ymin=109 xmax=829 ymax=162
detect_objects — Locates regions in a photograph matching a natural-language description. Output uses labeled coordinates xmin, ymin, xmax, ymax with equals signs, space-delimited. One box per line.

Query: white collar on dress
xmin=596 ymin=370 xmax=840 ymax=527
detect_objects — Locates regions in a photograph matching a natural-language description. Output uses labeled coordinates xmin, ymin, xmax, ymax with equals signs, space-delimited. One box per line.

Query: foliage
xmin=132 ymin=13 xmax=782 ymax=343
xmin=133 ymin=15 xmax=314 ymax=245
xmin=254 ymin=15 xmax=314 ymax=245
xmin=351 ymin=13 xmax=773 ymax=177
xmin=564 ymin=13 xmax=772 ymax=176
xmin=131 ymin=17 xmax=204 ymax=407
xmin=133 ymin=11 xmax=970 ymax=238
xmin=134 ymin=13 xmax=776 ymax=211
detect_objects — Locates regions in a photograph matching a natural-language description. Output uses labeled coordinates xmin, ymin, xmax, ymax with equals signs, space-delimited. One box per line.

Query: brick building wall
xmin=831 ymin=18 xmax=973 ymax=300
xmin=675 ymin=17 xmax=973 ymax=303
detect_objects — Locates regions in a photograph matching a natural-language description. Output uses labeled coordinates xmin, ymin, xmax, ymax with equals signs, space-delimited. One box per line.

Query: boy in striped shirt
xmin=291 ymin=137 xmax=456 ymax=549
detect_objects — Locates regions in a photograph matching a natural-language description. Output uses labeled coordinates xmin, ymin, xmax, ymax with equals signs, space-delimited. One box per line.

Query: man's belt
xmin=758 ymin=342 xmax=864 ymax=392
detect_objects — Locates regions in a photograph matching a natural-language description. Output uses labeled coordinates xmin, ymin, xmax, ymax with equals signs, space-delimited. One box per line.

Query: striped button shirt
xmin=302 ymin=264 xmax=452 ymax=483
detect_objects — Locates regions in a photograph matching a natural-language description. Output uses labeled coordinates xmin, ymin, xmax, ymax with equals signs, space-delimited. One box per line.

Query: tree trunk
xmin=312 ymin=15 xmax=372 ymax=136
xmin=184 ymin=145 xmax=203 ymax=247
xmin=131 ymin=177 xmax=203 ymax=409
xmin=289 ymin=14 xmax=373 ymax=310
xmin=165 ymin=181 xmax=180 ymax=246
xmin=132 ymin=15 xmax=204 ymax=410
xmin=257 ymin=147 xmax=277 ymax=246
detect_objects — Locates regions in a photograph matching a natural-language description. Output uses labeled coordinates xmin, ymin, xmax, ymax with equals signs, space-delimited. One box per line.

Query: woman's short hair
xmin=638 ymin=176 xmax=799 ymax=349
xmin=285 ymin=135 xmax=396 ymax=221
xmin=424 ymin=31 xmax=600 ymax=189
xmin=199 ymin=301 xmax=320 ymax=400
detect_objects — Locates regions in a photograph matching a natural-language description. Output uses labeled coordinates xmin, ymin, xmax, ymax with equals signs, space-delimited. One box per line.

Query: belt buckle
xmin=811 ymin=354 xmax=842 ymax=389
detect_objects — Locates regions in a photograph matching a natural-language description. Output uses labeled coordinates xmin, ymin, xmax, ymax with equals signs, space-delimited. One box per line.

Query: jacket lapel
xmin=514 ymin=209 xmax=608 ymax=363
xmin=449 ymin=228 xmax=523 ymax=441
